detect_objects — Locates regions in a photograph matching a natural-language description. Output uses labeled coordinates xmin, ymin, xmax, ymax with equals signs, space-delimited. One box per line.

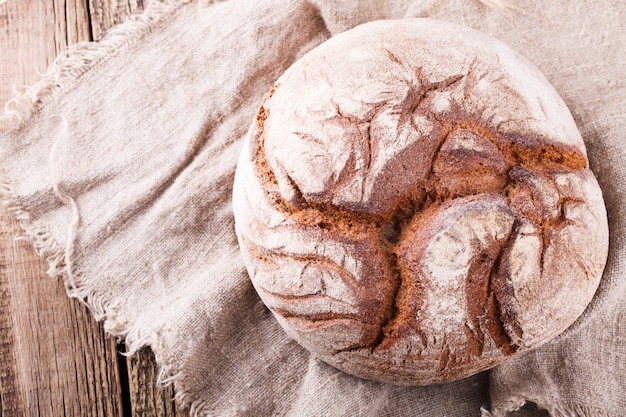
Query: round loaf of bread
xmin=232 ymin=19 xmax=609 ymax=385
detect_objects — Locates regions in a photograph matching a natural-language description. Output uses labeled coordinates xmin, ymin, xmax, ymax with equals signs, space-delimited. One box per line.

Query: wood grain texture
xmin=0 ymin=207 xmax=124 ymax=417
xmin=89 ymin=0 xmax=145 ymax=40
xmin=0 ymin=0 xmax=183 ymax=416
xmin=127 ymin=348 xmax=189 ymax=417
xmin=0 ymin=0 xmax=91 ymax=104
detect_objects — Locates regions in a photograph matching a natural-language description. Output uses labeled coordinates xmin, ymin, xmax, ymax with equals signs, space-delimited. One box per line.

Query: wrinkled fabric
xmin=0 ymin=0 xmax=624 ymax=416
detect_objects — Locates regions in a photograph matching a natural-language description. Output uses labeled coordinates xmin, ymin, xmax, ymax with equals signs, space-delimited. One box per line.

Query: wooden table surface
xmin=0 ymin=1 xmax=189 ymax=415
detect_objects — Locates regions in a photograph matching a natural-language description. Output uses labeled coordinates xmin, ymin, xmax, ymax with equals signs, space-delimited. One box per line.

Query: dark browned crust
xmin=245 ymin=82 xmax=591 ymax=374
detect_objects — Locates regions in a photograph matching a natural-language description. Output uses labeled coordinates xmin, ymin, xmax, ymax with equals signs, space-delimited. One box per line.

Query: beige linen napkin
xmin=1 ymin=0 xmax=624 ymax=416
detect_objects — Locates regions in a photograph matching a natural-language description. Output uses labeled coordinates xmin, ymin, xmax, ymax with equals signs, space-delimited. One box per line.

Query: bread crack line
xmin=249 ymin=84 xmax=594 ymax=357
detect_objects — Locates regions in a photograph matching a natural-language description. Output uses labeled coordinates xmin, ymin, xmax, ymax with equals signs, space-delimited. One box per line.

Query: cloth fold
xmin=1 ymin=0 xmax=624 ymax=416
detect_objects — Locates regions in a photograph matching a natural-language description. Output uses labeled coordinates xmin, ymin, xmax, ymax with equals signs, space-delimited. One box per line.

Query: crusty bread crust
xmin=232 ymin=19 xmax=609 ymax=385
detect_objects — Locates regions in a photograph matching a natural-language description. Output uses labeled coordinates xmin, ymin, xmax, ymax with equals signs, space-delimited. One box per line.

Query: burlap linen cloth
xmin=1 ymin=0 xmax=624 ymax=415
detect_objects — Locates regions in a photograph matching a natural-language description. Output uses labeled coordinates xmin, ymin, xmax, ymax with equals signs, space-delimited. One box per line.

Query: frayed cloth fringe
xmin=0 ymin=0 xmax=193 ymax=132
xmin=0 ymin=1 xmax=212 ymax=416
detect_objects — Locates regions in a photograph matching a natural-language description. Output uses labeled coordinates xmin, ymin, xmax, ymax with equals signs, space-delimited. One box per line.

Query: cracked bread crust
xmin=232 ymin=19 xmax=609 ymax=386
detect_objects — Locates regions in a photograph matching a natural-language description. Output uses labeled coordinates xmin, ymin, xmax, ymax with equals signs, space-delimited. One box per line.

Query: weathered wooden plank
xmin=1 ymin=0 xmax=184 ymax=414
xmin=127 ymin=347 xmax=190 ymax=417
xmin=88 ymin=0 xmax=145 ymax=41
xmin=0 ymin=234 xmax=25 ymax=417
xmin=0 ymin=0 xmax=91 ymax=104
xmin=0 ymin=207 xmax=125 ymax=417
xmin=0 ymin=0 xmax=127 ymax=415
xmin=84 ymin=2 xmax=189 ymax=415
xmin=84 ymin=2 xmax=185 ymax=414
